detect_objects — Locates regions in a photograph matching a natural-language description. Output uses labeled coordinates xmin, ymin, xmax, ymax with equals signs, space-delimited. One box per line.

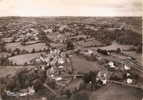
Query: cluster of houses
xmin=106 ymin=60 xmax=136 ymax=84
xmin=13 ymin=28 xmax=39 ymax=42
xmin=31 ymin=48 xmax=73 ymax=84
xmin=77 ymin=48 xmax=138 ymax=86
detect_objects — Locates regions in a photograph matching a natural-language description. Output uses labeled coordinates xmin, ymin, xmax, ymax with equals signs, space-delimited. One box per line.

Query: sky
xmin=0 ymin=0 xmax=142 ymax=16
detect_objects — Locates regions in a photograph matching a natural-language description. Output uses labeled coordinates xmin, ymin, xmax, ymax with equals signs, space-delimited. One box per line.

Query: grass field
xmin=0 ymin=66 xmax=35 ymax=78
xmin=8 ymin=52 xmax=45 ymax=65
xmin=71 ymin=54 xmax=104 ymax=73
xmin=99 ymin=42 xmax=132 ymax=50
xmin=90 ymin=83 xmax=143 ymax=100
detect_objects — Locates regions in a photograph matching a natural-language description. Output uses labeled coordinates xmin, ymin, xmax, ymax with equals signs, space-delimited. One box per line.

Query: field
xmin=0 ymin=66 xmax=35 ymax=78
xmin=99 ymin=41 xmax=132 ymax=50
xmin=8 ymin=52 xmax=45 ymax=65
xmin=90 ymin=83 xmax=143 ymax=100
xmin=71 ymin=54 xmax=104 ymax=73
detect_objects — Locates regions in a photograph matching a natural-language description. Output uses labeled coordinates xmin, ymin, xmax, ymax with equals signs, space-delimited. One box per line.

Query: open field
xmin=71 ymin=54 xmax=104 ymax=73
xmin=0 ymin=66 xmax=35 ymax=78
xmin=90 ymin=83 xmax=143 ymax=100
xmin=8 ymin=52 xmax=45 ymax=65
xmin=99 ymin=42 xmax=133 ymax=50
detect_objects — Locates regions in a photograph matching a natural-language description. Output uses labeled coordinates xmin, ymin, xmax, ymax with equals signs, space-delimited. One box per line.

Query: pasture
xmin=8 ymin=53 xmax=45 ymax=65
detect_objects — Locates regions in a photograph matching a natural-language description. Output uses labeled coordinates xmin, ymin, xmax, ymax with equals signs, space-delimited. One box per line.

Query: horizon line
xmin=0 ymin=15 xmax=142 ymax=18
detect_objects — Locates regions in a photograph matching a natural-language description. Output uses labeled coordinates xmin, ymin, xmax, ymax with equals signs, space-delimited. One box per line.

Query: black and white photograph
xmin=0 ymin=0 xmax=142 ymax=100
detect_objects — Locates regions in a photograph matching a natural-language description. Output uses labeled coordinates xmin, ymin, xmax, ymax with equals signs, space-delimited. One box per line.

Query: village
xmin=0 ymin=17 xmax=142 ymax=100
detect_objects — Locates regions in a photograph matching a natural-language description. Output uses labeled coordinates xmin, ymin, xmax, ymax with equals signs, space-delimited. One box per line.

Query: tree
xmin=116 ymin=48 xmax=121 ymax=53
xmin=24 ymin=62 xmax=28 ymax=66
xmin=66 ymin=40 xmax=74 ymax=50
xmin=7 ymin=48 xmax=12 ymax=53
xmin=9 ymin=61 xmax=13 ymax=66
xmin=0 ymin=41 xmax=7 ymax=52
xmin=21 ymin=49 xmax=26 ymax=54
xmin=0 ymin=56 xmax=10 ymax=66
xmin=14 ymin=63 xmax=17 ymax=66
xmin=31 ymin=48 xmax=36 ymax=53
xmin=15 ymin=48 xmax=20 ymax=55
xmin=11 ymin=52 xmax=15 ymax=57
xmin=136 ymin=44 xmax=142 ymax=53
xmin=21 ymin=41 xmax=26 ymax=45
